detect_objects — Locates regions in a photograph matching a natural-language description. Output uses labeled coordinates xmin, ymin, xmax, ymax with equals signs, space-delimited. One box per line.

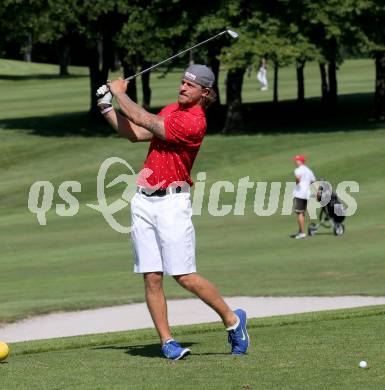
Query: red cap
xmin=292 ymin=154 xmax=305 ymax=162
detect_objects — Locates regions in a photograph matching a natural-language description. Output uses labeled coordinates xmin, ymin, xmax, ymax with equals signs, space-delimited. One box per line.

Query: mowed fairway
xmin=1 ymin=59 xmax=385 ymax=323
xmin=2 ymin=306 xmax=385 ymax=389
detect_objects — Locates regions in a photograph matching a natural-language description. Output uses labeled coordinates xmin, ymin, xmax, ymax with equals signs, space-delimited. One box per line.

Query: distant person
xmin=257 ymin=58 xmax=268 ymax=91
xmin=291 ymin=155 xmax=316 ymax=239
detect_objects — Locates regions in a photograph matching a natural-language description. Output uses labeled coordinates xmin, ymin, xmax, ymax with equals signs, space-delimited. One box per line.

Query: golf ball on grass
xmin=0 ymin=341 xmax=9 ymax=361
xmin=359 ymin=360 xmax=368 ymax=369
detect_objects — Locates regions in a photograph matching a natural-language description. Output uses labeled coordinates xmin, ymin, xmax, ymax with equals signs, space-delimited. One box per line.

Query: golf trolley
xmin=308 ymin=185 xmax=346 ymax=237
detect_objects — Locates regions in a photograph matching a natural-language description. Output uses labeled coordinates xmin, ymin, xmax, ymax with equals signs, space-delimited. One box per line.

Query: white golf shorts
xmin=130 ymin=191 xmax=196 ymax=275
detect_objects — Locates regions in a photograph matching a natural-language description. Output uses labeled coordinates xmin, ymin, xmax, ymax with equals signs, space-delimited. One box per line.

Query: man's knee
xmin=174 ymin=273 xmax=195 ymax=290
xmin=144 ymin=272 xmax=163 ymax=293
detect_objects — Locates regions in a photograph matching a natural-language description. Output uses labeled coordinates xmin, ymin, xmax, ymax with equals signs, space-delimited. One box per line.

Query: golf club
xmin=125 ymin=29 xmax=238 ymax=81
xmin=96 ymin=29 xmax=238 ymax=97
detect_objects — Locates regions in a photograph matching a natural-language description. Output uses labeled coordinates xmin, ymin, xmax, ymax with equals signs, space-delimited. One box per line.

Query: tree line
xmin=1 ymin=0 xmax=385 ymax=132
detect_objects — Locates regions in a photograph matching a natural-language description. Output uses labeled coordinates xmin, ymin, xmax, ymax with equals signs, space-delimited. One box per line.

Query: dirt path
xmin=1 ymin=296 xmax=385 ymax=343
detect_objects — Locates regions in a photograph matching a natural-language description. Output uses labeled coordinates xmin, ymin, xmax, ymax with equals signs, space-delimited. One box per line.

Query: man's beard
xmin=178 ymin=93 xmax=200 ymax=107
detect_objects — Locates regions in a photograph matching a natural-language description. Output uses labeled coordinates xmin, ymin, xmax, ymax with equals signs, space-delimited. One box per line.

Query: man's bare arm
xmin=114 ymin=92 xmax=166 ymax=140
xmin=103 ymin=109 xmax=153 ymax=142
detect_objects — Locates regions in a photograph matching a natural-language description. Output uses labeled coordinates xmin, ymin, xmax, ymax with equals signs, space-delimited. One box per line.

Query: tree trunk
xmin=206 ymin=49 xmax=221 ymax=125
xmin=22 ymin=34 xmax=32 ymax=62
xmin=101 ymin=33 xmax=113 ymax=84
xmin=189 ymin=50 xmax=195 ymax=66
xmin=88 ymin=44 xmax=102 ymax=116
xmin=88 ymin=34 xmax=115 ymax=115
xmin=223 ymin=67 xmax=245 ymax=133
xmin=123 ymin=62 xmax=137 ymax=102
xmin=273 ymin=62 xmax=279 ymax=104
xmin=112 ymin=47 xmax=120 ymax=72
xmin=374 ymin=51 xmax=385 ymax=120
xmin=141 ymin=62 xmax=152 ymax=109
xmin=296 ymin=60 xmax=305 ymax=104
xmin=319 ymin=62 xmax=328 ymax=103
xmin=58 ymin=39 xmax=71 ymax=76
xmin=208 ymin=47 xmax=221 ymax=105
xmin=327 ymin=60 xmax=338 ymax=106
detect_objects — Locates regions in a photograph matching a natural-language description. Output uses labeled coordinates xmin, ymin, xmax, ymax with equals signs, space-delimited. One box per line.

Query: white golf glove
xmin=97 ymin=89 xmax=113 ymax=115
xmin=96 ymin=84 xmax=109 ymax=97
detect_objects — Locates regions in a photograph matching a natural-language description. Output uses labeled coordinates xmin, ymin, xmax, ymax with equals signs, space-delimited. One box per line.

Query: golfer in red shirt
xmin=98 ymin=65 xmax=249 ymax=360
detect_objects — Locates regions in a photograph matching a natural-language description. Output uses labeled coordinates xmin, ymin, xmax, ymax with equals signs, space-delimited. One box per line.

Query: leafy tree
xmin=0 ymin=0 xmax=47 ymax=61
xmin=293 ymin=0 xmax=360 ymax=106
xmin=282 ymin=2 xmax=321 ymax=103
xmin=72 ymin=0 xmax=128 ymax=114
xmin=220 ymin=4 xmax=298 ymax=130
xmin=3 ymin=0 xmax=384 ymax=123
xmin=355 ymin=1 xmax=385 ymax=119
xmin=117 ymin=0 xmax=195 ymax=108
xmin=210 ymin=0 xmax=257 ymax=132
xmin=41 ymin=0 xmax=80 ymax=75
xmin=251 ymin=18 xmax=296 ymax=104
xmin=193 ymin=10 xmax=230 ymax=106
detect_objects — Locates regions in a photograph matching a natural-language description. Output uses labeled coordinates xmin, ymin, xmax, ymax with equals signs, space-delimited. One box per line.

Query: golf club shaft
xmin=125 ymin=30 xmax=228 ymax=81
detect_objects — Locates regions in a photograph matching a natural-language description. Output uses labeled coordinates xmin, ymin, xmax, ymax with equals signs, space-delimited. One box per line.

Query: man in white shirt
xmin=291 ymin=155 xmax=316 ymax=239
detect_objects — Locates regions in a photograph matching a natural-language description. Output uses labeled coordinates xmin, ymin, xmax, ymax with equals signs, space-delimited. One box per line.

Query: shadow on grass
xmin=0 ymin=112 xmax=114 ymax=137
xmin=93 ymin=342 xmax=198 ymax=358
xmin=208 ymin=92 xmax=385 ymax=134
xmin=0 ymin=92 xmax=384 ymax=138
xmin=0 ymin=74 xmax=87 ymax=81
xmin=310 ymin=232 xmax=340 ymax=236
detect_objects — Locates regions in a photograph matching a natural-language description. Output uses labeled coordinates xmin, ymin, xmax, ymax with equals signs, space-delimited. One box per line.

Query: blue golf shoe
xmin=227 ymin=309 xmax=250 ymax=355
xmin=162 ymin=340 xmax=190 ymax=360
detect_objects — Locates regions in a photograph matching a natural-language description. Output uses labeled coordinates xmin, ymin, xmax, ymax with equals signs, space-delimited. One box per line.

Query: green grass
xmin=0 ymin=58 xmax=385 ymax=323
xmin=2 ymin=306 xmax=385 ymax=389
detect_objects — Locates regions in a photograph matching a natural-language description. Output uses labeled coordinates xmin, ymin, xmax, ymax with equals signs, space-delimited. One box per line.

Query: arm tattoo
xmin=115 ymin=93 xmax=166 ymax=139
xmin=148 ymin=116 xmax=165 ymax=135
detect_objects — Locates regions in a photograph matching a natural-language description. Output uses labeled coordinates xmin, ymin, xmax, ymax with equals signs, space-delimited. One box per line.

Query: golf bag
xmin=308 ymin=184 xmax=346 ymax=237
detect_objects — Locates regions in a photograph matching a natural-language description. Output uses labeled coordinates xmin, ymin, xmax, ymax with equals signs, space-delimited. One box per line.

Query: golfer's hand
xmin=107 ymin=78 xmax=128 ymax=96
xmin=97 ymin=91 xmax=113 ymax=114
xmin=96 ymin=84 xmax=110 ymax=98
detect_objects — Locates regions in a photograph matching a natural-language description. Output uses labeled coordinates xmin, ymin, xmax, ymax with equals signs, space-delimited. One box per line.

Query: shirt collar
xmin=178 ymin=103 xmax=205 ymax=116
